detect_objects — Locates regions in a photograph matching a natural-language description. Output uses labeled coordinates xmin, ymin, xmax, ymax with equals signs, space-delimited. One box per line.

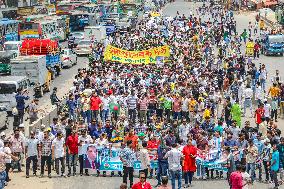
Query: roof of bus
xmin=4 ymin=41 xmax=22 ymax=45
xmin=0 ymin=18 xmax=19 ymax=24
xmin=0 ymin=76 xmax=27 ymax=83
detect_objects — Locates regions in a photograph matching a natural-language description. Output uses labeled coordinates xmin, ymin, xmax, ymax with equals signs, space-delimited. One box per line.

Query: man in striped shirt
xmin=127 ymin=90 xmax=138 ymax=123
xmin=138 ymin=93 xmax=149 ymax=123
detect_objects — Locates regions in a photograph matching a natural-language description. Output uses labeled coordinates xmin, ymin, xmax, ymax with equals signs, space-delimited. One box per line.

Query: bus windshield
xmin=0 ymin=83 xmax=16 ymax=94
xmin=19 ymin=23 xmax=38 ymax=30
xmin=4 ymin=44 xmax=18 ymax=50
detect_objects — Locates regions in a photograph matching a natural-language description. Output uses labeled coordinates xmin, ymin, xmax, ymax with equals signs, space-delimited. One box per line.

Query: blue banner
xmin=82 ymin=145 xmax=158 ymax=171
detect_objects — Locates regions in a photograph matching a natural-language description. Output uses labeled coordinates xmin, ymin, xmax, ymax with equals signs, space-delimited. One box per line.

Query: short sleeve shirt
xmin=52 ymin=138 xmax=65 ymax=158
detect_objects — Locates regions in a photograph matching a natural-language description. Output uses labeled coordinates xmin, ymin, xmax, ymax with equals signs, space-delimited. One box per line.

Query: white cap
xmin=19 ymin=123 xmax=24 ymax=128
xmin=41 ymin=124 xmax=46 ymax=129
xmin=0 ymin=132 xmax=5 ymax=137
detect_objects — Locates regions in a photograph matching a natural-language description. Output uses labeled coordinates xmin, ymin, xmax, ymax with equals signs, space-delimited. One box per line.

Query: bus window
xmin=0 ymin=83 xmax=16 ymax=94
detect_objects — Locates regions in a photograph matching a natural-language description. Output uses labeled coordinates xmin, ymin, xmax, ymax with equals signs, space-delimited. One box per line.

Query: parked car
xmin=75 ymin=40 xmax=94 ymax=56
xmin=68 ymin=32 xmax=85 ymax=48
xmin=61 ymin=49 xmax=78 ymax=68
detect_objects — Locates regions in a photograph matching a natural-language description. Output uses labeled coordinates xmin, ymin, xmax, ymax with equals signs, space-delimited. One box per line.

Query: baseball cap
xmin=19 ymin=123 xmax=24 ymax=128
xmin=138 ymin=132 xmax=145 ymax=137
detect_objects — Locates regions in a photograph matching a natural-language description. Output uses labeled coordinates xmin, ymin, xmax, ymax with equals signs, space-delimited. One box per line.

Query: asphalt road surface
xmin=5 ymin=1 xmax=284 ymax=189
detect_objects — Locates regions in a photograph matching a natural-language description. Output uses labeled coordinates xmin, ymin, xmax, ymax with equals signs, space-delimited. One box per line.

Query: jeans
xmin=138 ymin=110 xmax=147 ymax=123
xmin=68 ymin=154 xmax=78 ymax=174
xmin=17 ymin=109 xmax=25 ymax=124
xmin=184 ymin=171 xmax=194 ymax=185
xmin=101 ymin=109 xmax=109 ymax=123
xmin=246 ymin=163 xmax=256 ymax=182
xmin=270 ymin=170 xmax=279 ymax=187
xmin=41 ymin=156 xmax=51 ymax=175
xmin=271 ymin=109 xmax=278 ymax=121
xmin=196 ymin=163 xmax=205 ymax=177
xmin=0 ymin=171 xmax=6 ymax=189
xmin=91 ymin=110 xmax=100 ymax=122
xmin=81 ymin=110 xmax=91 ymax=124
xmin=55 ymin=157 xmax=65 ymax=175
xmin=243 ymin=98 xmax=253 ymax=116
xmin=169 ymin=170 xmax=182 ymax=189
xmin=262 ymin=160 xmax=270 ymax=181
xmin=12 ymin=152 xmax=21 ymax=171
xmin=173 ymin=112 xmax=181 ymax=120
xmin=181 ymin=111 xmax=189 ymax=121
xmin=128 ymin=109 xmax=136 ymax=123
xmin=79 ymin=155 xmax=88 ymax=175
xmin=157 ymin=162 xmax=168 ymax=185
xmin=26 ymin=155 xmax=38 ymax=176
xmin=122 ymin=166 xmax=134 ymax=187
xmin=5 ymin=163 xmax=11 ymax=182
xmin=68 ymin=109 xmax=76 ymax=120
xmin=164 ymin=109 xmax=171 ymax=121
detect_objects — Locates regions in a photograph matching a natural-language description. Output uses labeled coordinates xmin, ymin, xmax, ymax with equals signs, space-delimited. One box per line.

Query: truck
xmin=10 ymin=56 xmax=52 ymax=98
xmin=84 ymin=25 xmax=106 ymax=42
xmin=0 ymin=51 xmax=17 ymax=75
xmin=262 ymin=34 xmax=284 ymax=56
xmin=0 ymin=76 xmax=30 ymax=112
xmin=20 ymin=39 xmax=62 ymax=78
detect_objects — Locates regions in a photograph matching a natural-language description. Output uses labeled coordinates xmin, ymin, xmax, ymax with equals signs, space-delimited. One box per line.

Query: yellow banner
xmin=104 ymin=45 xmax=170 ymax=64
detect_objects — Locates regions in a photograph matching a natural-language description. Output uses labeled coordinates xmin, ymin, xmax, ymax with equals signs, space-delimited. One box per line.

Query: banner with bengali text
xmin=103 ymin=45 xmax=170 ymax=64
xmin=82 ymin=145 xmax=158 ymax=171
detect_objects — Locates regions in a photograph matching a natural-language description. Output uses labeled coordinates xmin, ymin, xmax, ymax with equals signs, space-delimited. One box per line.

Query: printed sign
xmin=104 ymin=45 xmax=170 ymax=64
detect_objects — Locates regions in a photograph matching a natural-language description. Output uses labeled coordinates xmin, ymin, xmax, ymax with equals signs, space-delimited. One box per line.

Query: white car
xmin=61 ymin=49 xmax=77 ymax=68
xmin=75 ymin=40 xmax=94 ymax=56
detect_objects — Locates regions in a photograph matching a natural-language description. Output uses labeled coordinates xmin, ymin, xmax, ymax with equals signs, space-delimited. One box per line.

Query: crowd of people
xmin=2 ymin=1 xmax=284 ymax=189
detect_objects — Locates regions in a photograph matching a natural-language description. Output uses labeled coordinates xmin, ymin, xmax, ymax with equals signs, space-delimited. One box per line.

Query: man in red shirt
xmin=124 ymin=129 xmax=138 ymax=150
xmin=132 ymin=172 xmax=152 ymax=189
xmin=66 ymin=130 xmax=78 ymax=177
xmin=90 ymin=92 xmax=102 ymax=122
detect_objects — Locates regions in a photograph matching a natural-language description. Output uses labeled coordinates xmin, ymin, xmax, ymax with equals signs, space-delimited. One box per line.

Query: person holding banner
xmin=78 ymin=129 xmax=92 ymax=176
xmin=182 ymin=139 xmax=197 ymax=188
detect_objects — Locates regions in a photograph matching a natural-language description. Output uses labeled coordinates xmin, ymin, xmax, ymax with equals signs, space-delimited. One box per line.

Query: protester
xmin=120 ymin=140 xmax=136 ymax=188
xmin=182 ymin=139 xmax=197 ymax=187
xmin=165 ymin=143 xmax=183 ymax=189
xmin=52 ymin=131 xmax=66 ymax=177
xmin=25 ymin=131 xmax=39 ymax=178
xmin=132 ymin=172 xmax=152 ymax=189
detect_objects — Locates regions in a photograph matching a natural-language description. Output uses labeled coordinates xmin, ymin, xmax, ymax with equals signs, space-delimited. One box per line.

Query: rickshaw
xmin=245 ymin=41 xmax=254 ymax=57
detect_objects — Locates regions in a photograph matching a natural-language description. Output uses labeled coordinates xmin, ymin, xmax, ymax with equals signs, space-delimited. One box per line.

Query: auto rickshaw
xmin=245 ymin=41 xmax=254 ymax=57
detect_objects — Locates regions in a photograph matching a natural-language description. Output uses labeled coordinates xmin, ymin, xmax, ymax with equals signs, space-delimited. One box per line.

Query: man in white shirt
xmin=78 ymin=129 xmax=93 ymax=176
xmin=243 ymin=85 xmax=253 ymax=117
xmin=25 ymin=131 xmax=39 ymax=178
xmin=263 ymin=99 xmax=271 ymax=124
xmin=101 ymin=93 xmax=111 ymax=124
xmin=165 ymin=143 xmax=183 ymax=189
xmin=52 ymin=131 xmax=66 ymax=177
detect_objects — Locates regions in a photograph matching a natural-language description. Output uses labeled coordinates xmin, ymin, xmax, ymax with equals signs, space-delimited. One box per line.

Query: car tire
xmin=280 ymin=53 xmax=283 ymax=56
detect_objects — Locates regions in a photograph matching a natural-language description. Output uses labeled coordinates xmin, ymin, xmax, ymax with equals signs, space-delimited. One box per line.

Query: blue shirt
xmin=15 ymin=94 xmax=29 ymax=110
xmin=66 ymin=99 xmax=77 ymax=111
xmin=271 ymin=150 xmax=280 ymax=171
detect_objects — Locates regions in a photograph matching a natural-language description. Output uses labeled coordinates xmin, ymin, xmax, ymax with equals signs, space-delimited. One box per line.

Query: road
xmin=5 ymin=0 xmax=284 ymax=189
